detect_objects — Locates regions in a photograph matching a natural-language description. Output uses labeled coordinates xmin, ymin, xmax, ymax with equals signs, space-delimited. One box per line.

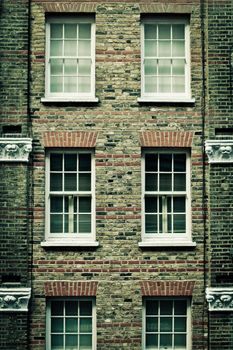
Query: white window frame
xmin=43 ymin=15 xmax=98 ymax=102
xmin=46 ymin=298 xmax=96 ymax=350
xmin=142 ymin=297 xmax=191 ymax=350
xmin=42 ymin=149 xmax=98 ymax=247
xmin=139 ymin=16 xmax=193 ymax=103
xmin=140 ymin=149 xmax=195 ymax=247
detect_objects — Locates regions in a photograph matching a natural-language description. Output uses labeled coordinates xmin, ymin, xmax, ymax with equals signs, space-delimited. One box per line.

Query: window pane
xmin=80 ymin=335 xmax=92 ymax=349
xmin=146 ymin=317 xmax=158 ymax=332
xmin=51 ymin=335 xmax=63 ymax=349
xmin=145 ymin=196 xmax=157 ymax=213
xmin=159 ymin=174 xmax=172 ymax=191
xmin=79 ymin=174 xmax=91 ymax=191
xmin=66 ymin=318 xmax=78 ymax=333
xmin=51 ymin=318 xmax=63 ymax=333
xmin=50 ymin=40 xmax=63 ymax=56
xmin=51 ymin=301 xmax=63 ymax=316
xmin=145 ymin=24 xmax=157 ymax=39
xmin=79 ymin=59 xmax=91 ymax=75
xmin=51 ymin=196 xmax=63 ymax=213
xmin=50 ymin=76 xmax=63 ymax=93
xmin=64 ymin=154 xmax=77 ymax=171
xmin=173 ymin=76 xmax=185 ymax=93
xmin=174 ymin=214 xmax=185 ymax=232
xmin=64 ymin=59 xmax=77 ymax=75
xmin=80 ymin=301 xmax=92 ymax=316
xmin=79 ymin=24 xmax=91 ymax=39
xmin=66 ymin=301 xmax=78 ymax=316
xmin=173 ymin=59 xmax=185 ymax=75
xmin=158 ymin=41 xmax=171 ymax=57
xmin=145 ymin=174 xmax=157 ymax=191
xmin=79 ymin=154 xmax=91 ymax=171
xmin=174 ymin=317 xmax=186 ymax=332
xmin=78 ymin=40 xmax=91 ymax=56
xmin=64 ymin=40 xmax=77 ymax=56
xmin=64 ymin=24 xmax=77 ymax=39
xmin=160 ymin=334 xmax=172 ymax=348
xmin=158 ymin=76 xmax=171 ymax=92
xmin=145 ymin=154 xmax=158 ymax=171
xmin=78 ymin=76 xmax=91 ymax=93
xmin=173 ymin=40 xmax=185 ymax=57
xmin=50 ymin=173 xmax=62 ymax=191
xmin=160 ymin=154 xmax=172 ymax=171
xmin=160 ymin=301 xmax=173 ymax=315
xmin=174 ymin=334 xmax=186 ymax=348
xmin=51 ymin=59 xmax=63 ymax=75
xmin=79 ymin=214 xmax=91 ymax=233
xmin=50 ymin=214 xmax=63 ymax=233
xmin=51 ymin=24 xmax=63 ymax=39
xmin=174 ymin=154 xmax=186 ymax=172
xmin=145 ymin=76 xmax=157 ymax=93
xmin=174 ymin=174 xmax=186 ymax=191
xmin=144 ymin=59 xmax=157 ymax=75
xmin=64 ymin=76 xmax=77 ymax=93
xmin=145 ymin=40 xmax=157 ymax=57
xmin=173 ymin=24 xmax=185 ymax=39
xmin=145 ymin=214 xmax=157 ymax=233
xmin=146 ymin=300 xmax=158 ymax=315
xmin=160 ymin=317 xmax=172 ymax=332
xmin=146 ymin=334 xmax=158 ymax=348
xmin=65 ymin=335 xmax=78 ymax=348
xmin=173 ymin=197 xmax=185 ymax=213
xmin=174 ymin=300 xmax=187 ymax=315
xmin=158 ymin=24 xmax=171 ymax=39
xmin=158 ymin=59 xmax=171 ymax=75
xmin=79 ymin=197 xmax=91 ymax=213
xmin=51 ymin=154 xmax=63 ymax=171
xmin=80 ymin=318 xmax=92 ymax=333
xmin=64 ymin=173 xmax=77 ymax=191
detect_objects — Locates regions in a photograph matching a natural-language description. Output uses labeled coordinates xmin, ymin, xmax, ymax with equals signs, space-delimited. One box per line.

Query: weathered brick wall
xmin=29 ymin=1 xmax=207 ymax=349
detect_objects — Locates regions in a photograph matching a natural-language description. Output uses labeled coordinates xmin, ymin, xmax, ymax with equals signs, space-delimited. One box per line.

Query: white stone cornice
xmin=0 ymin=138 xmax=32 ymax=162
xmin=205 ymin=140 xmax=233 ymax=163
xmin=0 ymin=288 xmax=31 ymax=312
xmin=206 ymin=287 xmax=233 ymax=311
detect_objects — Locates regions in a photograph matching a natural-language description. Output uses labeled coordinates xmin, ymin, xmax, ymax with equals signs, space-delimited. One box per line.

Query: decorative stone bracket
xmin=206 ymin=287 xmax=233 ymax=311
xmin=0 ymin=138 xmax=32 ymax=162
xmin=0 ymin=288 xmax=31 ymax=312
xmin=205 ymin=140 xmax=233 ymax=163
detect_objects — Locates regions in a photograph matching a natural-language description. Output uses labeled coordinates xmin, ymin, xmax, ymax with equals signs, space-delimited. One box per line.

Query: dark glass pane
xmin=80 ymin=335 xmax=92 ymax=349
xmin=145 ymin=215 xmax=157 ymax=233
xmin=50 ymin=196 xmax=63 ymax=213
xmin=51 ymin=24 xmax=63 ymax=39
xmin=160 ymin=334 xmax=172 ymax=347
xmin=146 ymin=300 xmax=158 ymax=315
xmin=64 ymin=214 xmax=69 ymax=233
xmin=167 ymin=197 xmax=171 ymax=212
xmin=146 ymin=317 xmax=158 ymax=332
xmin=174 ymin=334 xmax=186 ymax=348
xmin=80 ymin=301 xmax=92 ymax=316
xmin=160 ymin=301 xmax=173 ymax=315
xmin=145 ymin=174 xmax=157 ymax=191
xmin=145 ymin=154 xmax=158 ymax=171
xmin=79 ymin=154 xmax=91 ymax=171
xmin=65 ymin=301 xmax=78 ymax=316
xmin=50 ymin=214 xmax=63 ymax=233
xmin=174 ymin=317 xmax=186 ymax=332
xmin=64 ymin=197 xmax=69 ymax=212
xmin=64 ymin=173 xmax=77 ymax=191
xmin=160 ymin=154 xmax=172 ymax=171
xmin=51 ymin=318 xmax=63 ymax=333
xmin=65 ymin=335 xmax=78 ymax=348
xmin=79 ymin=197 xmax=91 ymax=213
xmin=174 ymin=174 xmax=186 ymax=191
xmin=173 ymin=214 xmax=185 ymax=233
xmin=173 ymin=197 xmax=185 ymax=213
xmin=79 ymin=174 xmax=91 ymax=191
xmin=79 ymin=214 xmax=91 ymax=233
xmin=66 ymin=318 xmax=78 ymax=333
xmin=159 ymin=174 xmax=172 ymax=191
xmin=174 ymin=154 xmax=186 ymax=172
xmin=50 ymin=173 xmax=62 ymax=191
xmin=174 ymin=300 xmax=187 ymax=315
xmin=51 ymin=334 xmax=63 ymax=348
xmin=145 ymin=196 xmax=157 ymax=213
xmin=80 ymin=318 xmax=92 ymax=333
xmin=74 ymin=214 xmax=77 ymax=233
xmin=79 ymin=24 xmax=91 ymax=39
xmin=160 ymin=317 xmax=172 ymax=332
xmin=146 ymin=334 xmax=158 ymax=348
xmin=51 ymin=301 xmax=63 ymax=316
xmin=50 ymin=154 xmax=62 ymax=171
xmin=158 ymin=24 xmax=171 ymax=39
xmin=64 ymin=24 xmax=77 ymax=39
xmin=167 ymin=214 xmax=172 ymax=233
xmin=65 ymin=154 xmax=77 ymax=171
xmin=145 ymin=24 xmax=157 ymax=39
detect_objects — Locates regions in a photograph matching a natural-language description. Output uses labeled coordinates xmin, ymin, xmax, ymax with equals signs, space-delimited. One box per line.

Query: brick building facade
xmin=0 ymin=0 xmax=232 ymax=350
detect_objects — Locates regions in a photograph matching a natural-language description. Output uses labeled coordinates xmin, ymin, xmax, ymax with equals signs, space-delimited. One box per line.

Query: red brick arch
xmin=44 ymin=281 xmax=98 ymax=297
xmin=139 ymin=280 xmax=195 ymax=296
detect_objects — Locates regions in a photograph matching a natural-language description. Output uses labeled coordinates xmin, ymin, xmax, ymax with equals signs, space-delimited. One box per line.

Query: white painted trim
xmin=41 ymin=97 xmax=99 ymax=103
xmin=41 ymin=240 xmax=99 ymax=247
xmin=138 ymin=241 xmax=196 ymax=247
xmin=137 ymin=97 xmax=195 ymax=103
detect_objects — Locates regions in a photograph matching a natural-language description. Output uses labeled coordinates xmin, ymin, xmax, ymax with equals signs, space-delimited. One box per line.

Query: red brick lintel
xmin=139 ymin=131 xmax=194 ymax=148
xmin=140 ymin=280 xmax=195 ymax=296
xmin=44 ymin=281 xmax=98 ymax=297
xmin=43 ymin=131 xmax=98 ymax=148
xmin=43 ymin=3 xmax=96 ymax=13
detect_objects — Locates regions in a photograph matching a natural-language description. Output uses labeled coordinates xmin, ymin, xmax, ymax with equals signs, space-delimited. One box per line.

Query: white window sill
xmin=138 ymin=97 xmax=195 ymax=104
xmin=41 ymin=97 xmax=99 ymax=103
xmin=139 ymin=241 xmax=196 ymax=248
xmin=41 ymin=240 xmax=99 ymax=248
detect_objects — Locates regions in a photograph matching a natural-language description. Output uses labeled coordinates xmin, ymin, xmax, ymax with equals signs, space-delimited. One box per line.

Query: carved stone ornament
xmin=0 ymin=288 xmax=31 ymax=312
xmin=0 ymin=138 xmax=32 ymax=162
xmin=206 ymin=287 xmax=233 ymax=311
xmin=205 ymin=140 xmax=233 ymax=163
